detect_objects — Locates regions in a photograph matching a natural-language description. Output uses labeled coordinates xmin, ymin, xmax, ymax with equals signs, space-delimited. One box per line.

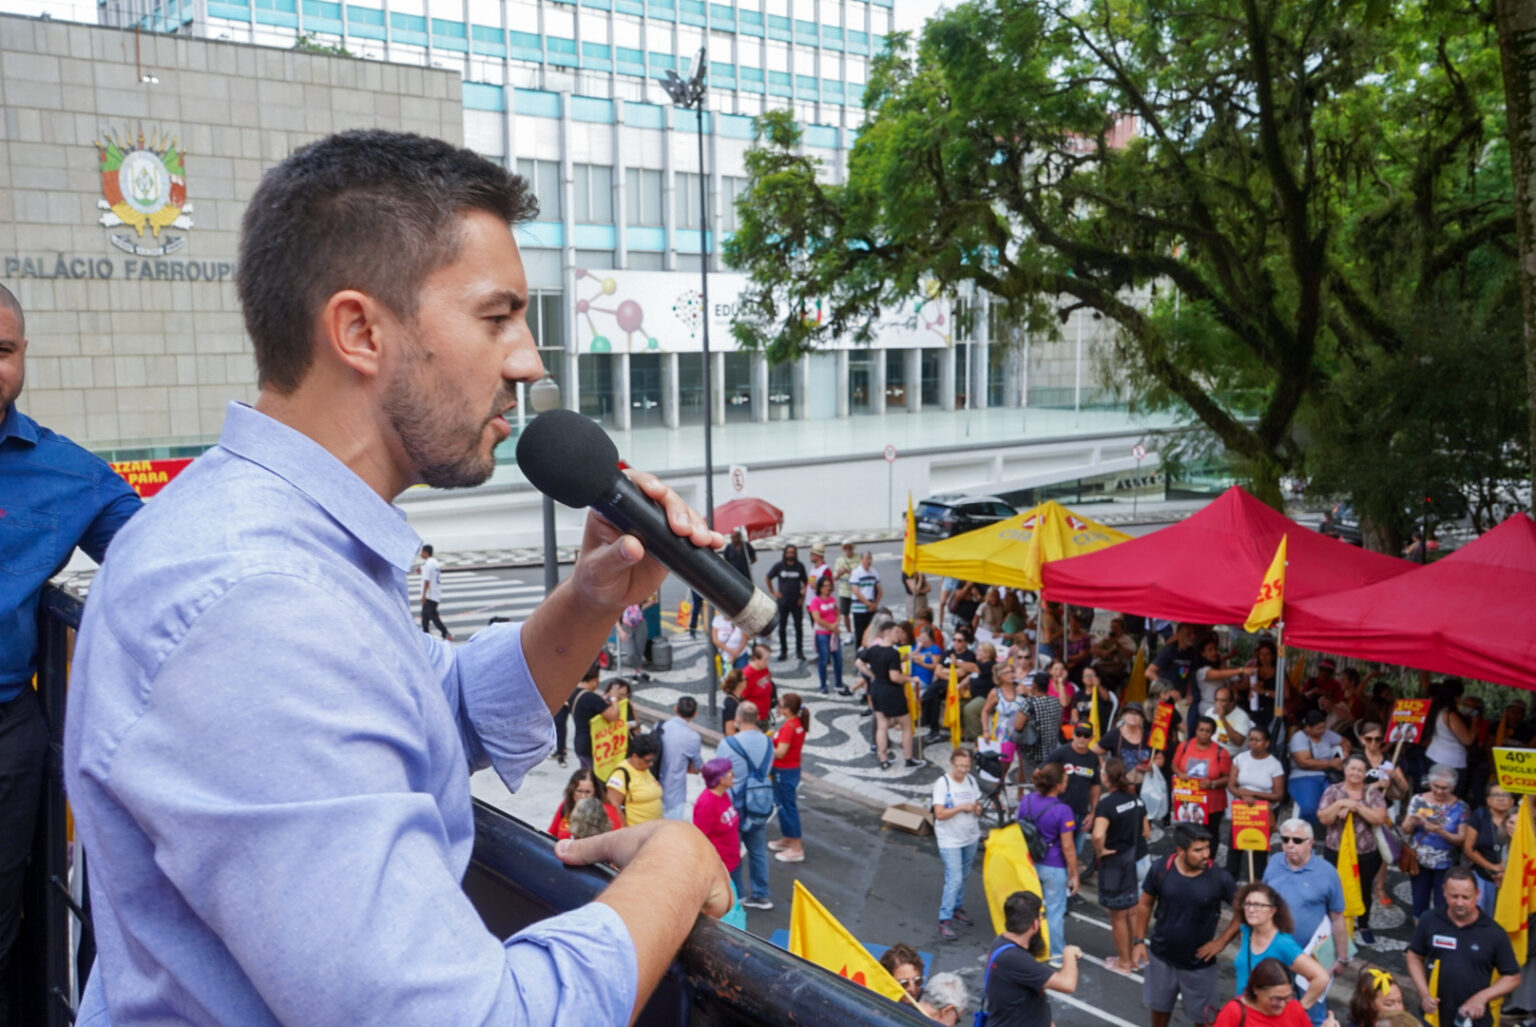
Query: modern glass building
xmin=74 ymin=0 xmax=1129 ymax=434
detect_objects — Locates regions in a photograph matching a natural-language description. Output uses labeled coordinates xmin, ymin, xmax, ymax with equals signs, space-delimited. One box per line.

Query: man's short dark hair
xmin=420 ymin=544 xmax=434 ymax=556
xmin=875 ymin=620 xmax=897 ymax=636
xmin=1003 ymin=891 xmax=1041 ymax=935
xmin=676 ymin=696 xmax=697 ymax=718
xmin=237 ymin=130 xmax=539 ymax=394
xmin=1174 ymin=823 xmax=1212 ymax=851
xmin=0 ymin=283 xmax=23 ymax=336
xmin=1303 ymin=710 xmax=1327 ymax=727
xmin=1443 ymin=866 xmax=1479 ymax=891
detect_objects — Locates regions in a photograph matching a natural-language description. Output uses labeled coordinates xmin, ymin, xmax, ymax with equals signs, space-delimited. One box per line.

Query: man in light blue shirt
xmin=63 ymin=131 xmax=731 ymax=1027
xmin=1262 ymin=819 xmax=1348 ymax=1024
xmin=659 ymin=697 xmax=704 ymax=819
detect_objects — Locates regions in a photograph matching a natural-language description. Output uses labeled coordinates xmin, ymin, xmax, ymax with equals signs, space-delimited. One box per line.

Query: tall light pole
xmin=661 ymin=49 xmax=720 ymax=715
xmin=530 ymin=374 xmax=562 ymax=596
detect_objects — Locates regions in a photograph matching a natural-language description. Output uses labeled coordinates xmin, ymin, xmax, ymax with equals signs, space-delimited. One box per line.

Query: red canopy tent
xmin=1283 ymin=514 xmax=1536 ymax=689
xmin=713 ymin=497 xmax=784 ymax=541
xmin=1040 ymin=486 xmax=1414 ymax=624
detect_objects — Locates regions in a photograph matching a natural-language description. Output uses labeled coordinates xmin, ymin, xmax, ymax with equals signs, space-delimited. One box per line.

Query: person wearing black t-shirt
xmin=856 ymin=622 xmax=923 ymax=771
xmin=765 ymin=545 xmax=810 ymax=662
xmin=982 ymin=890 xmax=1081 ymax=1027
xmin=1406 ymin=868 xmax=1520 ymax=1027
xmin=567 ymin=662 xmax=617 ymax=770
xmin=1092 ymin=758 xmax=1150 ymax=972
xmin=1146 ymin=623 xmax=1199 ymax=699
xmin=1132 ymin=823 xmax=1236 ymax=1027
xmin=1047 ymin=725 xmax=1102 ymax=871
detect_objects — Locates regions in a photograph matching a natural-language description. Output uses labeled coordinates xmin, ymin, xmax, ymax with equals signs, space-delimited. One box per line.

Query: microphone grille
xmin=515 ymin=408 xmax=621 ymax=508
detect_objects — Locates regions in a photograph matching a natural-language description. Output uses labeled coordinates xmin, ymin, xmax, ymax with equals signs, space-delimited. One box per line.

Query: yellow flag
xmin=982 ymin=824 xmax=1052 ymax=957
xmin=1124 ymin=642 xmax=1148 ymax=705
xmin=1425 ymin=959 xmax=1441 ymax=1027
xmin=1089 ymin=690 xmax=1102 ymax=746
xmin=788 ymin=880 xmax=909 ymax=1003
xmin=1243 ymin=535 xmax=1287 ymax=632
xmin=1339 ymin=814 xmax=1365 ymax=938
xmin=943 ymin=661 xmax=961 ymax=747
xmin=1496 ymin=796 xmax=1536 ymax=964
xmin=902 ymin=492 xmax=918 ymax=576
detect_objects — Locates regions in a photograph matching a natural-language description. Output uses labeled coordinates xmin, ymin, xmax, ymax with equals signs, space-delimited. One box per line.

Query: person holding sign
xmin=1228 ymin=726 xmax=1285 ymax=882
xmin=1355 ymin=722 xmax=1410 ymax=801
xmin=1172 ymin=717 xmax=1233 ymax=845
xmin=1405 ymin=867 xmax=1521 ymax=1027
xmin=1318 ymin=753 xmax=1391 ymax=945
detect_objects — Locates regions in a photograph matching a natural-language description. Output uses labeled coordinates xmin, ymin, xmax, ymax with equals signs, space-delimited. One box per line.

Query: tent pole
xmin=1272 ymin=620 xmax=1286 ymax=750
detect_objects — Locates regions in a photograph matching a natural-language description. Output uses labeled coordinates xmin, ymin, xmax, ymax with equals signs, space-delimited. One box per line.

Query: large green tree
xmin=725 ymin=0 xmax=1516 ymax=511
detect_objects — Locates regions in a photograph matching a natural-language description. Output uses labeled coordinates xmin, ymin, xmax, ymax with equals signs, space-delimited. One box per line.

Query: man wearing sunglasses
xmin=1262 ymin=819 xmax=1348 ymax=1024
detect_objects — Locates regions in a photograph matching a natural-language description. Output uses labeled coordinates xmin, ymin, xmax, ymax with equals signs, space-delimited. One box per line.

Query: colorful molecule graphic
xmin=914 ymin=278 xmax=951 ymax=346
xmin=672 ymin=289 xmax=703 ymax=337
xmin=576 ymin=268 xmax=658 ymax=353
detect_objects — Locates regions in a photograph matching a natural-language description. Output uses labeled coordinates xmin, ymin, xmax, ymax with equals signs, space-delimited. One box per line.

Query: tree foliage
xmin=724 ymin=0 xmax=1518 ymax=512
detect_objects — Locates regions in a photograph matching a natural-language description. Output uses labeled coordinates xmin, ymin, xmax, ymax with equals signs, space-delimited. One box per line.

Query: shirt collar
xmin=0 ymin=405 xmax=39 ymax=447
xmin=216 ymin=402 xmax=420 ymax=572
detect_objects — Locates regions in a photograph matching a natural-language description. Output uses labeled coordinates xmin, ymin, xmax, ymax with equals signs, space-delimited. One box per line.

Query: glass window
xmin=720 ymin=175 xmax=749 ymax=232
xmin=630 ymin=353 xmax=664 ymax=427
xmin=767 ymin=359 xmax=795 ymax=420
xmin=675 ymin=171 xmax=704 ymax=229
xmin=572 ymin=164 xmax=614 ymax=222
xmin=884 ymin=348 xmax=905 ymax=406
xmin=848 ymin=350 xmax=873 ymax=413
xmin=517 ymin=158 xmax=563 ymax=219
xmin=920 ymin=348 xmax=940 ymax=406
xmin=678 ymin=350 xmax=705 ymax=425
xmin=577 ymin=353 xmax=618 ymax=426
xmin=723 ymin=352 xmax=754 ymax=422
xmin=625 ymin=167 xmax=663 ymax=225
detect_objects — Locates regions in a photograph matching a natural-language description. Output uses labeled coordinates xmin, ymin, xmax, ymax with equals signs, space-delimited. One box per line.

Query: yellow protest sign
xmin=591 ymin=697 xmax=630 ymax=784
xmin=1389 ymin=699 xmax=1433 ymax=745
xmin=1494 ymin=748 xmax=1536 ymax=796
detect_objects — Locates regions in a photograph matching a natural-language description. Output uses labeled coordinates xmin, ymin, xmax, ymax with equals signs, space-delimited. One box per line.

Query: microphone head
xmin=515 ymin=408 xmax=621 ymax=508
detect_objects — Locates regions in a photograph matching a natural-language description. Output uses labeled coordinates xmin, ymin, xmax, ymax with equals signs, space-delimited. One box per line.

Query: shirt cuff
xmin=448 ymin=621 xmax=556 ymax=789
xmin=505 ymin=900 xmax=639 ymax=1024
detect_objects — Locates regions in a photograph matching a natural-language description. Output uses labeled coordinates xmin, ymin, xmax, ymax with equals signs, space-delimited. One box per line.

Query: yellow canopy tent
xmin=910 ymin=500 xmax=1132 ymax=591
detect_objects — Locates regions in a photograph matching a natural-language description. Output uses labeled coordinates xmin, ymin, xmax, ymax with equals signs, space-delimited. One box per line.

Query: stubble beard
xmin=384 ymin=342 xmax=513 ymax=489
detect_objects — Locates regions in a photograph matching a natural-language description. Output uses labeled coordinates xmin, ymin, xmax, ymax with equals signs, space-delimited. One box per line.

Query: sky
xmin=892 ymin=0 xmax=950 ymax=34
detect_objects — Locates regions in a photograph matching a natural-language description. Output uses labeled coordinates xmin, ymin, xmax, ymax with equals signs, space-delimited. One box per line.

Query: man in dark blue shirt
xmin=0 ymin=283 xmax=141 ymax=1024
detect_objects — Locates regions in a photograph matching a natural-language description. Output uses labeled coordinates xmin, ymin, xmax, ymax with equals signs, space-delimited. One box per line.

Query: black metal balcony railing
xmin=23 ymin=584 xmax=929 ymax=1026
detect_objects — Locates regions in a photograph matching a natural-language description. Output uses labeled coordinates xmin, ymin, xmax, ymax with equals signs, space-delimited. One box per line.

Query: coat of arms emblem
xmin=95 ymin=129 xmax=194 ymax=257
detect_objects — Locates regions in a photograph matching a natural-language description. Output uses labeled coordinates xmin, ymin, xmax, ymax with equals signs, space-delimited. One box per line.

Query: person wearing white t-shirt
xmin=712 ymin=611 xmax=748 ymax=670
xmin=931 ymin=748 xmax=983 ymax=941
xmin=418 ymin=543 xmax=452 ymax=640
xmin=1227 ymin=725 xmax=1285 ymax=881
xmin=1204 ymin=686 xmax=1253 ymax=759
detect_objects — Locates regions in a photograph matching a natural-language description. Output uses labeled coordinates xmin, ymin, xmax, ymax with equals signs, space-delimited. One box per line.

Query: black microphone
xmin=516 ymin=408 xmax=779 ymax=637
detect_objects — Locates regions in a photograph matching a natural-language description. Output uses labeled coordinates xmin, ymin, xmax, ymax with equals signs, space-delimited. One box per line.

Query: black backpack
xmin=1018 ymin=794 xmax=1059 ymax=863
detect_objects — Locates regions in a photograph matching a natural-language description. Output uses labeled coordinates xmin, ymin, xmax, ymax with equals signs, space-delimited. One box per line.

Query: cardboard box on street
xmin=881 ymin=802 xmax=934 ymax=836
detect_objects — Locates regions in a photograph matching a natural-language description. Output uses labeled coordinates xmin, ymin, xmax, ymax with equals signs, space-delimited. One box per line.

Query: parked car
xmin=914 ymin=493 xmax=1016 ymax=543
xmin=1320 ymin=501 xmax=1363 ymax=545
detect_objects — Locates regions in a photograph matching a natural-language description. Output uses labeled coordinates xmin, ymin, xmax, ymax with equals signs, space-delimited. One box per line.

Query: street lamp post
xmin=530 ymin=375 xmax=562 ymax=596
xmin=661 ymin=50 xmax=720 ymax=716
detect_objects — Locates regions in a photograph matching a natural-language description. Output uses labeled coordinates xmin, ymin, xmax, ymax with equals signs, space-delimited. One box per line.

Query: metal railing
xmin=24 ymin=583 xmax=927 ymax=1026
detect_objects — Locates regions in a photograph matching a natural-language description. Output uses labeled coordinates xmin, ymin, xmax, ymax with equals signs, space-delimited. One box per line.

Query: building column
xmin=751 ymin=353 xmax=769 ymax=423
xmin=710 ymin=351 xmax=726 ymax=426
xmin=904 ymin=348 xmax=922 ymax=413
xmin=939 ymin=345 xmax=956 ymax=412
xmin=793 ymin=355 xmax=811 ymax=420
xmin=614 ymin=352 xmax=632 ymax=431
xmin=972 ymin=293 xmax=990 ymax=409
xmin=836 ymin=350 xmax=850 ymax=418
xmin=1002 ymin=342 xmax=1022 ymax=408
xmin=869 ymin=350 xmax=886 ymax=415
xmin=662 ymin=351 xmax=680 ymax=428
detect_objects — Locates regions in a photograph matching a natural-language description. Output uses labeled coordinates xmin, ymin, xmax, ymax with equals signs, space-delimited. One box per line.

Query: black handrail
xmin=27 ymin=584 xmax=928 ymax=1026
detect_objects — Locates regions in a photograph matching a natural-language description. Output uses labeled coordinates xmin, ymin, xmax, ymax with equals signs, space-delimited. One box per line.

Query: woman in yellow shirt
xmin=606 ymin=731 xmax=664 ymax=825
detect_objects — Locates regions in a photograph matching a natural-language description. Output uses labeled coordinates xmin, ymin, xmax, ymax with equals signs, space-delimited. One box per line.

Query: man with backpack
xmin=724 ymin=701 xmax=776 ymax=910
xmin=980 ymin=891 xmax=1082 ymax=1027
xmin=931 ymin=749 xmax=985 ymax=941
xmin=1130 ymin=823 xmax=1237 ymax=1027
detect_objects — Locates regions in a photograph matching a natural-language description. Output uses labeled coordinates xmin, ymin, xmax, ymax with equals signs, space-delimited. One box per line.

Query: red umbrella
xmin=714 ymin=498 xmax=784 ymax=541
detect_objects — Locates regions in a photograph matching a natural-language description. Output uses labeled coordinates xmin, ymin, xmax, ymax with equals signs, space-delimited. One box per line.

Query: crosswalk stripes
xmin=407 ymin=571 xmax=549 ymax=639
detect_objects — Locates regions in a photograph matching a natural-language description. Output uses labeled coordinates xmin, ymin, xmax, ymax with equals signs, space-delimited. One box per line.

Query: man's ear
xmin=319 ymin=290 xmax=389 ymax=379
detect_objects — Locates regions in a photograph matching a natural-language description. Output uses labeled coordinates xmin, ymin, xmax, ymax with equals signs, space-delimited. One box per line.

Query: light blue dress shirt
xmin=64 ymin=402 xmax=637 ymax=1026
